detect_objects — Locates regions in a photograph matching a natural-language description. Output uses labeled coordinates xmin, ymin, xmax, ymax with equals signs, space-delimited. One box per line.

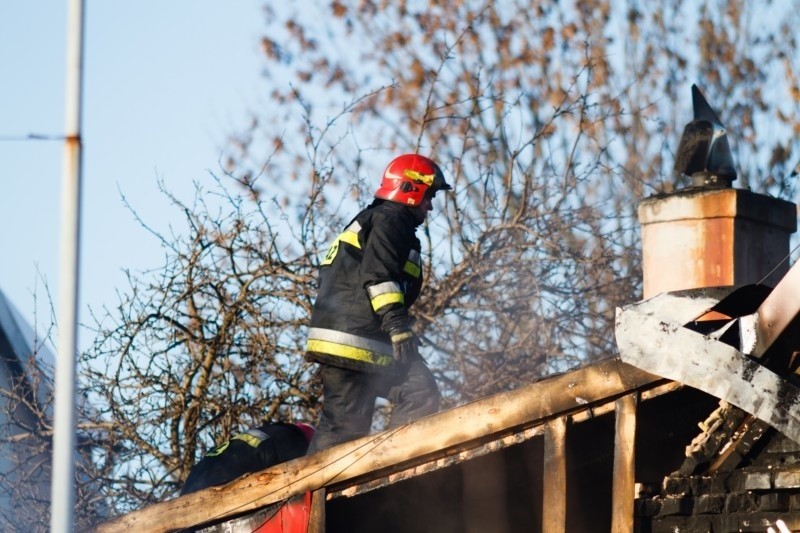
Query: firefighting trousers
xmin=307 ymin=357 xmax=440 ymax=453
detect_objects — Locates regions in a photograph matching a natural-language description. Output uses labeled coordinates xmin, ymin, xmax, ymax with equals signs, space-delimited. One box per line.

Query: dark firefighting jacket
xmin=180 ymin=423 xmax=310 ymax=495
xmin=306 ymin=201 xmax=423 ymax=373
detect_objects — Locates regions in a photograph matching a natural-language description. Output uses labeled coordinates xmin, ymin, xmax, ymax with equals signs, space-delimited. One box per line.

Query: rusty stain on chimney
xmin=638 ymin=188 xmax=796 ymax=298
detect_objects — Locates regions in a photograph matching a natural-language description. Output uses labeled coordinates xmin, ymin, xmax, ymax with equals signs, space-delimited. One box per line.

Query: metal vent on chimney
xmin=673 ymin=84 xmax=737 ymax=189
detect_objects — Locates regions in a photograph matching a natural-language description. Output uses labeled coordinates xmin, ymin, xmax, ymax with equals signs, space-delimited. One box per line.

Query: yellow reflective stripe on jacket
xmin=205 ymin=428 xmax=266 ymax=457
xmin=206 ymin=441 xmax=230 ymax=457
xmin=404 ymin=249 xmax=421 ymax=278
xmin=368 ymin=281 xmax=404 ymax=311
xmin=403 ymin=260 xmax=421 ymax=278
xmin=339 ymin=229 xmax=361 ymax=248
xmin=306 ymin=339 xmax=393 ymax=366
xmin=232 ymin=432 xmax=264 ymax=448
xmin=308 ymin=327 xmax=392 ymax=352
xmin=371 ymin=292 xmax=404 ymax=311
xmin=321 ymin=221 xmax=362 ymax=266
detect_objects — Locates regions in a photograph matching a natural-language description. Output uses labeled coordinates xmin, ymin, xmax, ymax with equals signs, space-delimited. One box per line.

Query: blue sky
xmin=1 ymin=1 xmax=266 ymax=346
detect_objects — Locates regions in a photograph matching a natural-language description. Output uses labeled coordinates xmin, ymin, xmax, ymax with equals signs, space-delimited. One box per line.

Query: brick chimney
xmin=638 ymin=188 xmax=796 ymax=298
xmin=639 ymin=84 xmax=797 ymax=298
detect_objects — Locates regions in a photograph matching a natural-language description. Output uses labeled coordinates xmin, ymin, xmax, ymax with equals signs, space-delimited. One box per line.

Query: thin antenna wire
xmin=757 ymin=241 xmax=800 ymax=286
xmin=0 ymin=134 xmax=65 ymax=141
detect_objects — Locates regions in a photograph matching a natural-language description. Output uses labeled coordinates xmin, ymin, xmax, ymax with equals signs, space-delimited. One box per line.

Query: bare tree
xmin=81 ymin=177 xmax=321 ymax=509
xmin=73 ymin=0 xmax=800 ymax=516
xmin=0 ymin=353 xmax=55 ymax=533
xmin=243 ymin=0 xmax=800 ymax=398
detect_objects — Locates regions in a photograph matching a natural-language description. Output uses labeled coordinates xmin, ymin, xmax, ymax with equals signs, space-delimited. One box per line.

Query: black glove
xmin=390 ymin=330 xmax=420 ymax=366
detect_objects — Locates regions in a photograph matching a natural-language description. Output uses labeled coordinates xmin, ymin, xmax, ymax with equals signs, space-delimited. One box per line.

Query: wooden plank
xmin=570 ymin=381 xmax=680 ymax=424
xmin=708 ymin=415 xmax=771 ymax=473
xmin=308 ymin=488 xmax=325 ymax=533
xmin=742 ymin=260 xmax=800 ymax=358
xmin=328 ymin=381 xmax=681 ymax=501
xmin=329 ymin=425 xmax=545 ymax=499
xmin=639 ymin=381 xmax=682 ymax=401
xmin=611 ymin=393 xmax=637 ymax=533
xmin=94 ymin=358 xmax=662 ymax=533
xmin=616 ymin=306 xmax=800 ymax=442
xmin=542 ymin=416 xmax=567 ymax=533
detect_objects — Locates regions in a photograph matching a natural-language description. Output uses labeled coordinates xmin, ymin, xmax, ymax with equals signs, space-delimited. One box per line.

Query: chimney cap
xmin=673 ymin=84 xmax=737 ymax=188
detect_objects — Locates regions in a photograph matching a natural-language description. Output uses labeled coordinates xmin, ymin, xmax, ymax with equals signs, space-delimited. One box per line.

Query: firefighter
xmin=180 ymin=422 xmax=314 ymax=495
xmin=305 ymin=154 xmax=452 ymax=452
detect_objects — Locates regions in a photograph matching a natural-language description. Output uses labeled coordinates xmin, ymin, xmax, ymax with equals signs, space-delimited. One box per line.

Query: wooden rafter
xmin=94 ymin=359 xmax=666 ymax=533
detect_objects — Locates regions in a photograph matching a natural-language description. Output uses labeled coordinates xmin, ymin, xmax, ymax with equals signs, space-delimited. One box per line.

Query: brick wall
xmin=635 ymin=433 xmax=800 ymax=532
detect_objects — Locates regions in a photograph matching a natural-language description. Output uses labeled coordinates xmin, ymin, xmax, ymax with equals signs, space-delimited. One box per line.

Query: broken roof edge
xmin=0 ymin=288 xmax=56 ymax=372
xmin=94 ymin=357 xmax=669 ymax=533
xmin=617 ymin=303 xmax=800 ymax=444
xmin=616 ymin=262 xmax=800 ymax=447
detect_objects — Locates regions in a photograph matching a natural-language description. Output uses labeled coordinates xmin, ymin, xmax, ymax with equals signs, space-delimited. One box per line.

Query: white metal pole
xmin=51 ymin=0 xmax=84 ymax=530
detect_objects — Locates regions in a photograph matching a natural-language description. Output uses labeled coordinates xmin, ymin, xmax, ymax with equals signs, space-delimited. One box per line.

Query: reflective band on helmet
xmin=306 ymin=339 xmax=393 ymax=366
xmin=403 ymin=169 xmax=435 ymax=186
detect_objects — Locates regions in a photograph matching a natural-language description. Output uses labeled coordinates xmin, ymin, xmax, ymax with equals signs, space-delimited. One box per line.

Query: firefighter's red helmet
xmin=374 ymin=154 xmax=452 ymax=207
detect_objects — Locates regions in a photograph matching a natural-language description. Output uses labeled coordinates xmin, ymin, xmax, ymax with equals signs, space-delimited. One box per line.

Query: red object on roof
xmin=196 ymin=491 xmax=312 ymax=533
xmin=254 ymin=492 xmax=312 ymax=533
